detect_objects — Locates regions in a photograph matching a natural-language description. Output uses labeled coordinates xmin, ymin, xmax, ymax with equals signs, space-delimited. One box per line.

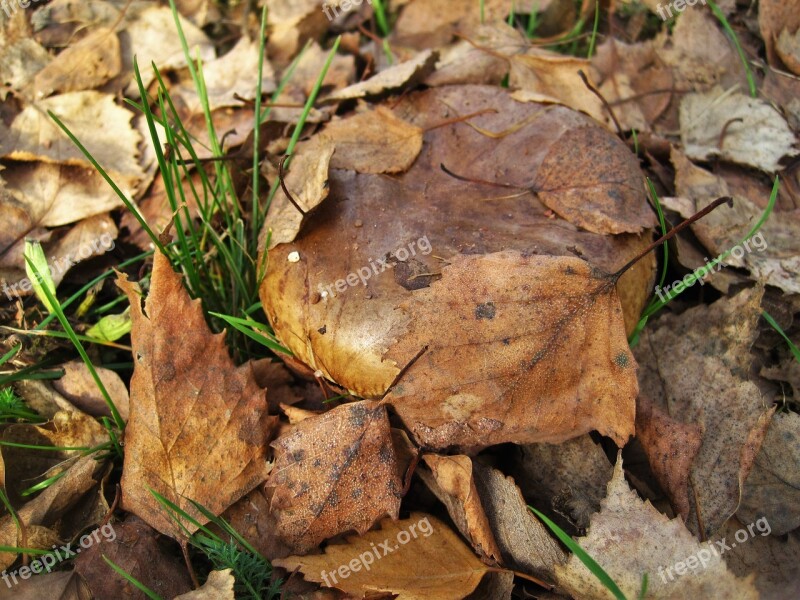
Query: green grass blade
xmin=103 ymin=555 xmax=164 ymax=600
xmin=762 ymin=310 xmax=800 ymax=364
xmin=707 ymin=0 xmax=757 ymax=97
xmin=209 ymin=312 xmax=292 ymax=355
xmin=588 ymin=0 xmax=600 ymax=58
xmin=529 ymin=506 xmax=628 ymax=600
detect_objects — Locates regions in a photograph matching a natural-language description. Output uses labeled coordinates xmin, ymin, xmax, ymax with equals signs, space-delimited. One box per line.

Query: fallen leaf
xmin=74 ymin=516 xmax=193 ymax=599
xmin=679 ymin=86 xmax=799 ymax=173
xmin=737 ymin=411 xmax=800 ymax=536
xmin=669 ymin=149 xmax=800 ymax=294
xmin=264 ymin=135 xmax=335 ymax=249
xmin=31 ymin=27 xmax=121 ymax=98
xmin=554 ymin=457 xmax=759 ymax=600
xmin=719 ymin=518 xmax=800 ymax=599
xmin=0 ymin=571 xmax=91 ymax=600
xmin=52 ymin=360 xmax=130 ymax=421
xmin=0 ymin=453 xmax=107 ymax=569
xmin=471 ymin=461 xmax=567 ymax=581
xmin=383 ymin=250 xmax=638 ymax=450
xmin=506 ymin=434 xmax=613 ymax=532
xmin=266 ymin=400 xmax=404 ymax=553
xmin=324 ymin=50 xmax=438 ymax=102
xmin=274 ymin=513 xmax=492 ymax=600
xmin=117 ymin=250 xmax=277 ymax=538
xmin=635 ymin=287 xmax=775 ymax=538
xmin=0 ymin=38 xmax=51 ymax=99
xmin=324 ymin=107 xmax=424 ymax=174
xmin=394 ymin=0 xmax=511 ymax=48
xmin=0 ymin=92 xmax=145 ymax=195
xmin=776 ymin=27 xmax=800 ymax=75
xmin=261 ymin=85 xmax=655 ymax=411
xmin=759 ymin=0 xmax=800 ymax=65
xmin=419 ymin=454 xmax=502 ymax=562
xmin=173 ymin=569 xmax=235 ymax=599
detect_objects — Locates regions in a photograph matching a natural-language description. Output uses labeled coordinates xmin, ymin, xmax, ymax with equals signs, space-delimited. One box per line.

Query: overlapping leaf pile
xmin=1 ymin=0 xmax=799 ymax=598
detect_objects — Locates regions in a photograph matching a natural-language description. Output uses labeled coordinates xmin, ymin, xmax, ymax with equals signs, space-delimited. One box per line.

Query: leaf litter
xmin=0 ymin=0 xmax=799 ymax=598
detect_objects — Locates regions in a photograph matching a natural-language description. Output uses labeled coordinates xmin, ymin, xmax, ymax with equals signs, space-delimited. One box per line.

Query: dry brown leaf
xmin=737 ymin=411 xmax=800 ymax=536
xmin=669 ymin=150 xmax=800 ymax=294
xmin=759 ymin=0 xmax=800 ymax=66
xmin=0 ymin=571 xmax=91 ymax=600
xmin=74 ymin=516 xmax=193 ymax=599
xmin=424 ymin=23 xmax=528 ymax=88
xmin=265 ymin=0 xmax=329 ymax=67
xmin=173 ymin=569 xmax=235 ymax=599
xmin=719 ymin=518 xmax=800 ymax=599
xmin=0 ymin=92 xmax=144 ymax=194
xmin=0 ymin=453 xmax=107 ymax=569
xmin=1 ymin=409 xmax=108 ymax=504
xmin=264 ymin=135 xmax=335 ymax=250
xmin=325 ymin=107 xmax=423 ymax=174
xmin=1 ymin=162 xmax=127 ymax=228
xmin=776 ymin=28 xmax=800 ymax=76
xmin=679 ymin=86 xmax=798 ymax=172
xmin=117 ymin=250 xmax=277 ymax=538
xmin=394 ymin=0 xmax=511 ymax=48
xmin=471 ymin=462 xmax=566 ymax=581
xmin=418 ymin=454 xmax=502 ymax=562
xmin=217 ymin=487 xmax=292 ymax=561
xmin=635 ymin=396 xmax=702 ymax=520
xmin=324 ymin=50 xmax=438 ymax=102
xmin=635 ymin=286 xmax=775 ymax=538
xmin=555 ymin=457 xmax=759 ymax=600
xmin=266 ymin=400 xmax=404 ymax=553
xmin=0 ymin=38 xmax=51 ymax=99
xmin=274 ymin=513 xmax=492 ymax=600
xmin=174 ymin=36 xmax=275 ymax=112
xmin=261 ymin=85 xmax=655 ymax=416
xmin=31 ymin=27 xmax=121 ymax=98
xmin=506 ymin=434 xmax=613 ymax=532
xmin=52 ymin=360 xmax=130 ymax=421
xmin=382 ymin=251 xmax=638 ymax=450
xmin=509 ymin=52 xmax=607 ymax=127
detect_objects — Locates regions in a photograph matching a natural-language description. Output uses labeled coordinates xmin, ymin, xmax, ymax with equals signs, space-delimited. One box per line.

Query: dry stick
xmin=577 ymin=69 xmax=624 ymax=138
xmin=609 ymin=196 xmax=733 ymax=283
xmin=423 ymin=109 xmax=499 ymax=132
xmin=718 ymin=117 xmax=744 ymax=149
xmin=279 ymin=155 xmax=307 ymax=216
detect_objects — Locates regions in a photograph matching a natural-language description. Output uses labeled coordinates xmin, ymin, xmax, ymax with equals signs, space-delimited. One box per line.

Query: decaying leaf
xmin=635 ymin=287 xmax=775 ymax=538
xmin=266 ymin=401 xmax=404 ymax=553
xmin=737 ymin=411 xmax=800 ymax=536
xmin=0 ymin=92 xmax=145 ymax=194
xmin=669 ymin=149 xmax=800 ymax=294
xmin=0 ymin=571 xmax=91 ymax=600
xmin=325 ymin=50 xmax=438 ymax=102
xmin=679 ymin=86 xmax=799 ymax=173
xmin=264 ymin=135 xmax=335 ymax=250
xmin=174 ymin=569 xmax=235 ymax=600
xmin=554 ymin=457 xmax=759 ymax=600
xmin=324 ymin=107 xmax=424 ymax=174
xmin=261 ymin=86 xmax=656 ymax=445
xmin=274 ymin=513 xmax=492 ymax=600
xmin=471 ymin=461 xmax=567 ymax=581
xmin=117 ymin=251 xmax=277 ymax=538
xmin=383 ymin=251 xmax=637 ymax=450
xmin=0 ymin=453 xmax=107 ymax=569
xmin=74 ymin=516 xmax=193 ymax=599
xmin=418 ymin=454 xmax=502 ymax=562
xmin=31 ymin=27 xmax=121 ymax=98
xmin=52 ymin=360 xmax=130 ymax=421
xmin=506 ymin=434 xmax=613 ymax=532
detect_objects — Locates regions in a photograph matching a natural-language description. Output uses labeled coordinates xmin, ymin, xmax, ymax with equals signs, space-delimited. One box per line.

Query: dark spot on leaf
xmin=348 ymin=403 xmax=368 ymax=427
xmin=614 ymin=352 xmax=630 ymax=368
xmin=318 ymin=325 xmax=326 ymax=334
xmin=379 ymin=444 xmax=393 ymax=463
xmin=292 ymin=449 xmax=305 ymax=462
xmin=351 ymin=488 xmax=363 ymax=499
xmin=475 ymin=302 xmax=496 ymax=320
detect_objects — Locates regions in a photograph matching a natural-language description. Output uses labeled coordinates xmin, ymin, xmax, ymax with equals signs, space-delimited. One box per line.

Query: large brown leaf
xmin=260 ymin=85 xmax=655 ymax=450
xmin=117 ymin=251 xmax=277 ymax=538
